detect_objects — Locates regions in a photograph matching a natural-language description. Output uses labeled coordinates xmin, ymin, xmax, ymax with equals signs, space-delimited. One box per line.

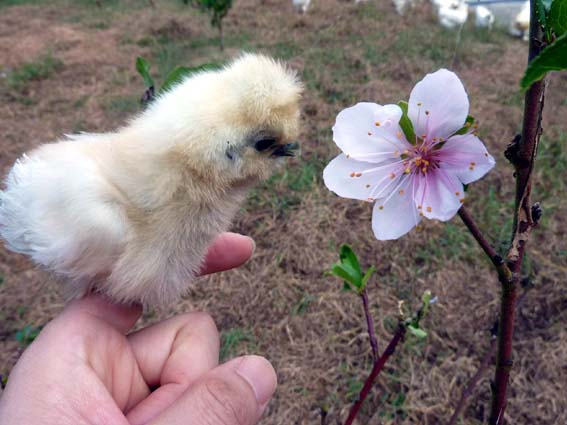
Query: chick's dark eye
xmin=254 ymin=138 xmax=278 ymax=152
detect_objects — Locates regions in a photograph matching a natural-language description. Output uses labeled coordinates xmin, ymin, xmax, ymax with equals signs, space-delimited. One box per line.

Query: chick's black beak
xmin=271 ymin=142 xmax=300 ymax=157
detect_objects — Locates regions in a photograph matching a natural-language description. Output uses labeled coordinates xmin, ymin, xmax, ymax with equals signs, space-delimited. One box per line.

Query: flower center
xmin=401 ymin=139 xmax=439 ymax=175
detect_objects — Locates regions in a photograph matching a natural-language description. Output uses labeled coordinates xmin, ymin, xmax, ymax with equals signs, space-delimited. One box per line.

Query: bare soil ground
xmin=0 ymin=1 xmax=566 ymax=424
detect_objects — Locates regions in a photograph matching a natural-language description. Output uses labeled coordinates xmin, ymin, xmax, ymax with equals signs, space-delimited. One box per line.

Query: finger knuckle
xmin=184 ymin=312 xmax=219 ymax=338
xmin=197 ymin=377 xmax=254 ymax=425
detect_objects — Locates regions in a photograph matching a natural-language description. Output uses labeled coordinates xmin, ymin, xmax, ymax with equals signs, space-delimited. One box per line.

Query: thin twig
xmin=489 ymin=0 xmax=546 ymax=421
xmin=344 ymin=324 xmax=406 ymax=425
xmin=360 ymin=289 xmax=379 ymax=361
xmin=457 ymin=207 xmax=512 ymax=284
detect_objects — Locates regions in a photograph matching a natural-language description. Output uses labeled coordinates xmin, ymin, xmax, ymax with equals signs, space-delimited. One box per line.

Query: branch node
xmin=531 ymin=202 xmax=542 ymax=225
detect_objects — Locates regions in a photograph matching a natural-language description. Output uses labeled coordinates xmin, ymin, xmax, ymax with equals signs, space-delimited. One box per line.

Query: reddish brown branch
xmin=360 ymin=289 xmax=379 ymax=361
xmin=489 ymin=1 xmax=546 ymax=421
xmin=447 ymin=285 xmax=532 ymax=425
xmin=457 ymin=207 xmax=512 ymax=284
xmin=344 ymin=324 xmax=406 ymax=425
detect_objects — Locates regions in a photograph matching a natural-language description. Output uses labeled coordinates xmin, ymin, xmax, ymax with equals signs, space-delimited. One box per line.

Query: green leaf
xmin=536 ymin=0 xmax=553 ymax=27
xmin=549 ymin=0 xmax=567 ymax=36
xmin=521 ymin=33 xmax=567 ymax=90
xmin=407 ymin=325 xmax=427 ymax=339
xmin=361 ymin=266 xmax=376 ymax=288
xmin=135 ymin=57 xmax=154 ymax=89
xmin=454 ymin=115 xmax=475 ymax=135
xmin=397 ymin=101 xmax=416 ymax=145
xmin=338 ymin=245 xmax=362 ymax=281
xmin=330 ymin=263 xmax=359 ymax=286
xmin=342 ymin=281 xmax=353 ymax=292
xmin=159 ymin=63 xmax=220 ymax=93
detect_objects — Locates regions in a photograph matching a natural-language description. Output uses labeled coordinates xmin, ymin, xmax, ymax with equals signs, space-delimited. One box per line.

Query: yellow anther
xmin=459 ymin=198 xmax=465 ymax=204
xmin=404 ymin=168 xmax=411 ymax=174
xmin=375 ymin=121 xmax=381 ymax=127
xmin=397 ymin=131 xmax=402 ymax=138
xmin=403 ymin=149 xmax=409 ymax=155
xmin=355 ymin=172 xmax=362 ymax=177
xmin=379 ymin=205 xmax=384 ymax=210
xmin=350 ymin=172 xmax=355 ymax=177
xmin=465 ymin=122 xmax=471 ymax=128
xmin=426 ymin=206 xmax=432 ymax=213
xmin=422 ymin=167 xmax=427 ymax=173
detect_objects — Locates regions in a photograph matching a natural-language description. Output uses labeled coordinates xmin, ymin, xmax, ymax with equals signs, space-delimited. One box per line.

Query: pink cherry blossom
xmin=323 ymin=69 xmax=495 ymax=240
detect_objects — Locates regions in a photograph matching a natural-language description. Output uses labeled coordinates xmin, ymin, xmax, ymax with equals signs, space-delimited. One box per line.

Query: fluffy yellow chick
xmin=0 ymin=53 xmax=302 ymax=306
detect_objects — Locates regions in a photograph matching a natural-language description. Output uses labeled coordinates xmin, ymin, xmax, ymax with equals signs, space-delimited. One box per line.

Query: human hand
xmin=0 ymin=232 xmax=276 ymax=425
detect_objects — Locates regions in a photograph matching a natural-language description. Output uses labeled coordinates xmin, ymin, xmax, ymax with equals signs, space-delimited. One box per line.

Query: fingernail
xmin=236 ymin=355 xmax=277 ymax=406
xmin=246 ymin=236 xmax=256 ymax=254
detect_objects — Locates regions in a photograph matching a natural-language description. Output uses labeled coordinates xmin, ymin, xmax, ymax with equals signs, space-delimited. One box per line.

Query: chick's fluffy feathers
xmin=0 ymin=54 xmax=302 ymax=306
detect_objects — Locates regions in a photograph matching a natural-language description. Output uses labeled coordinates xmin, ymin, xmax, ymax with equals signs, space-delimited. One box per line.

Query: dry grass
xmin=0 ymin=0 xmax=566 ymax=423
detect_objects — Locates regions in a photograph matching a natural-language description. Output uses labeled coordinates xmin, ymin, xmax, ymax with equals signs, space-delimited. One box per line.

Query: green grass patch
xmin=103 ymin=95 xmax=140 ymax=117
xmin=6 ymin=54 xmax=63 ymax=92
xmin=247 ymin=157 xmax=324 ymax=215
xmin=220 ymin=328 xmax=256 ymax=361
xmin=15 ymin=324 xmax=42 ymax=347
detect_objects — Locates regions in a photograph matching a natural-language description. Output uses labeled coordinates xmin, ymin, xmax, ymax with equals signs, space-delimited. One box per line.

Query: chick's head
xmin=162 ymin=54 xmax=303 ymax=190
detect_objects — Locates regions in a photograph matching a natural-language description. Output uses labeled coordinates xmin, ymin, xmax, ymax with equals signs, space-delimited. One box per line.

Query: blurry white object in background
xmin=392 ymin=0 xmax=416 ymax=15
xmin=293 ymin=0 xmax=311 ymax=13
xmin=434 ymin=0 xmax=469 ymax=29
xmin=510 ymin=1 xmax=530 ymax=41
xmin=475 ymin=5 xmax=495 ymax=29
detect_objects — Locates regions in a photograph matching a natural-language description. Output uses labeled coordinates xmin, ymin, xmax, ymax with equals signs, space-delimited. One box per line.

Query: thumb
xmin=148 ymin=355 xmax=277 ymax=425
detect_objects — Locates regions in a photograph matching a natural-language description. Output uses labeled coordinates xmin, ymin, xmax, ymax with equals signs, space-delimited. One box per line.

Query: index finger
xmin=199 ymin=232 xmax=255 ymax=276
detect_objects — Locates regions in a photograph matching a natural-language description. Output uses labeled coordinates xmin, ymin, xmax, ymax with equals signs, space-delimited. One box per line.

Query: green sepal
xmin=454 ymin=115 xmax=475 ymax=136
xmin=135 ymin=56 xmax=154 ymax=89
xmin=397 ymin=101 xmax=416 ymax=145
xmin=521 ymin=33 xmax=567 ymax=90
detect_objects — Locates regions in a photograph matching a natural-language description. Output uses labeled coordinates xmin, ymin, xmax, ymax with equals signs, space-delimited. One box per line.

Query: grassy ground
xmin=0 ymin=0 xmax=566 ymax=423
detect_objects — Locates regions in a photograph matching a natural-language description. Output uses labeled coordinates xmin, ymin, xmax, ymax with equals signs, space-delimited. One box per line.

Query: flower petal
xmin=323 ymin=154 xmax=404 ymax=201
xmin=333 ymin=102 xmax=410 ymax=162
xmin=372 ymin=177 xmax=421 ymax=240
xmin=415 ymin=168 xmax=464 ymax=221
xmin=408 ymin=69 xmax=469 ymax=141
xmin=438 ymin=134 xmax=496 ymax=184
